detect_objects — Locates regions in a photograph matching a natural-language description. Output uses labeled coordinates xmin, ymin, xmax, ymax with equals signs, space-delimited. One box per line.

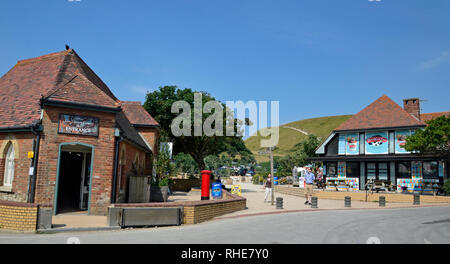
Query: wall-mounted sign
xmin=338 ymin=133 xmax=359 ymax=155
xmin=58 ymin=114 xmax=99 ymax=136
xmin=345 ymin=133 xmax=359 ymax=155
xmin=395 ymin=130 xmax=412 ymax=154
xmin=365 ymin=131 xmax=388 ymax=155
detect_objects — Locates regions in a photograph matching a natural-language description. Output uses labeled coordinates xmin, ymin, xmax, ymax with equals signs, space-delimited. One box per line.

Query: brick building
xmin=311 ymin=95 xmax=449 ymax=192
xmin=0 ymin=49 xmax=159 ymax=215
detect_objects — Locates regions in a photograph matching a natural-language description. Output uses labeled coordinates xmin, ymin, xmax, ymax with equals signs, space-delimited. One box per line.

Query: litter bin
xmin=211 ymin=182 xmax=223 ymax=199
xmin=274 ymin=176 xmax=279 ymax=185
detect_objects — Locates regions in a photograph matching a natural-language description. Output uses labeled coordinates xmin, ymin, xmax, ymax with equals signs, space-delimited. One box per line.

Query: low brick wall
xmin=170 ymin=178 xmax=201 ymax=192
xmin=0 ymin=201 xmax=39 ymax=231
xmin=275 ymin=186 xmax=450 ymax=204
xmin=112 ymin=190 xmax=246 ymax=225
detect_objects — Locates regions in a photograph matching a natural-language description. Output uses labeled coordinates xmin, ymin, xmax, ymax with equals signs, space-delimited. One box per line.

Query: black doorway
xmin=57 ymin=151 xmax=84 ymax=214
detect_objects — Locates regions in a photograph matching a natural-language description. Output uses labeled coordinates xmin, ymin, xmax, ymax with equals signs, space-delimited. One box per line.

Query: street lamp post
xmin=259 ymin=146 xmax=276 ymax=206
xmin=270 ymin=146 xmax=274 ymax=206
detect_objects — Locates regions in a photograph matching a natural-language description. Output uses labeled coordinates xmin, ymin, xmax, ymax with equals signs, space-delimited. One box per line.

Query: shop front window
xmin=423 ymin=161 xmax=438 ymax=179
xmin=397 ymin=161 xmax=411 ymax=179
xmin=367 ymin=163 xmax=376 ymax=180
xmin=327 ymin=163 xmax=337 ymax=176
xmin=378 ymin=163 xmax=388 ymax=180
xmin=346 ymin=162 xmax=360 ymax=178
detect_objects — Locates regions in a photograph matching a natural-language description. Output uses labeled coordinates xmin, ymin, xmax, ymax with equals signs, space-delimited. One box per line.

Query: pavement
xmin=36 ymin=180 xmax=450 ymax=232
xmin=217 ymin=181 xmax=449 ymax=219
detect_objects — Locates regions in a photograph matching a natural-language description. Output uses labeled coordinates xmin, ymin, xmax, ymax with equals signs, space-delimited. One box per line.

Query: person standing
xmin=264 ymin=174 xmax=273 ymax=203
xmin=304 ymin=166 xmax=315 ymax=205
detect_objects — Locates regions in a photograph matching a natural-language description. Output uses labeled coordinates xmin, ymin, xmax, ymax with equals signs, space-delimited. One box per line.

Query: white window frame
xmin=4 ymin=144 xmax=15 ymax=187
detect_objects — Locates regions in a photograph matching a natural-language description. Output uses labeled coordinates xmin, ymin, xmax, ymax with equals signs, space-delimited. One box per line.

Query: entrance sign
xmin=58 ymin=114 xmax=99 ymax=136
xmin=365 ymin=131 xmax=388 ymax=155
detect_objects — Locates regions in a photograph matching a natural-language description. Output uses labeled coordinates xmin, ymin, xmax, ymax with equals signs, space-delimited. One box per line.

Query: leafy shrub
xmin=443 ymin=180 xmax=450 ymax=196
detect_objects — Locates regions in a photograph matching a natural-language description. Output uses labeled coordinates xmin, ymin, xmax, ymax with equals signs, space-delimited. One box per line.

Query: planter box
xmin=150 ymin=186 xmax=169 ymax=202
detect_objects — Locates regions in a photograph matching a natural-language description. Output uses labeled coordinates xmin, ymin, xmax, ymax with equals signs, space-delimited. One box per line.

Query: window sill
xmin=0 ymin=186 xmax=13 ymax=193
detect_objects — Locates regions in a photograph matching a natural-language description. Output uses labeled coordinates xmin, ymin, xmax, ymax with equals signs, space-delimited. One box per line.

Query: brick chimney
xmin=403 ymin=98 xmax=420 ymax=120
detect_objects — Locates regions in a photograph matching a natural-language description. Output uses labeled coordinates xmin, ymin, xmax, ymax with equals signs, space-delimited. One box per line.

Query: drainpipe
xmin=28 ymin=123 xmax=41 ymax=203
xmin=111 ymin=129 xmax=123 ymax=204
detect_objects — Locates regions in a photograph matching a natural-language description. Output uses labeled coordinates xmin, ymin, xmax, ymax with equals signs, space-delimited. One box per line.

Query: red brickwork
xmin=116 ymin=141 xmax=148 ymax=203
xmin=35 ymin=106 xmax=116 ymax=215
xmin=0 ymin=133 xmax=35 ymax=202
xmin=137 ymin=127 xmax=160 ymax=156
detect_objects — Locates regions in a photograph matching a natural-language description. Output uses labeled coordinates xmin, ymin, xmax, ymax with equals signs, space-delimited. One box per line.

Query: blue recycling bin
xmin=274 ymin=176 xmax=279 ymax=185
xmin=211 ymin=182 xmax=223 ymax=199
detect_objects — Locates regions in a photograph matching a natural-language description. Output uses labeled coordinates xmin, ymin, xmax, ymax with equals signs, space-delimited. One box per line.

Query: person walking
xmin=304 ymin=166 xmax=315 ymax=205
xmin=264 ymin=174 xmax=273 ymax=203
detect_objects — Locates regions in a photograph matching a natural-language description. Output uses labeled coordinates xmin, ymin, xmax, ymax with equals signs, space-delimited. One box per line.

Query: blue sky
xmin=1 ymin=0 xmax=450 ymax=128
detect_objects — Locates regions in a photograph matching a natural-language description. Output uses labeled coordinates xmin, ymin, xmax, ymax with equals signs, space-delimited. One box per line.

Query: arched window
xmin=4 ymin=143 xmax=15 ymax=186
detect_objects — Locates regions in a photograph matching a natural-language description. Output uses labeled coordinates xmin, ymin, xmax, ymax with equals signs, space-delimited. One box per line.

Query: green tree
xmin=204 ymin=155 xmax=220 ymax=171
xmin=404 ymin=116 xmax=450 ymax=156
xmin=154 ymin=143 xmax=174 ymax=186
xmin=143 ymin=85 xmax=253 ymax=170
xmin=173 ymin=153 xmax=198 ymax=174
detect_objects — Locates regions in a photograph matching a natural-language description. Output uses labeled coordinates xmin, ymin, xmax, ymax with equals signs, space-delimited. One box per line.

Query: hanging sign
xmin=58 ymin=114 xmax=99 ymax=136
xmin=365 ymin=131 xmax=388 ymax=154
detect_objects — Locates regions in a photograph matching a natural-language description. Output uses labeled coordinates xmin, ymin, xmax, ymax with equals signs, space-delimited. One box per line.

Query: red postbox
xmin=201 ymin=170 xmax=211 ymax=200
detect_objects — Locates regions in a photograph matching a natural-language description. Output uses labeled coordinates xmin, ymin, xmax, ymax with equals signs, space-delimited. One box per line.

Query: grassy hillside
xmin=245 ymin=115 xmax=352 ymax=162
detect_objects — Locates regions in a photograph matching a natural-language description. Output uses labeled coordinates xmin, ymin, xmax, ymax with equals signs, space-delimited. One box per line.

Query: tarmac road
xmin=1 ymin=205 xmax=449 ymax=244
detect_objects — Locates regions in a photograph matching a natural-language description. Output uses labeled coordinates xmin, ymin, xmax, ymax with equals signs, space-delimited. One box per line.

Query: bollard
xmin=276 ymin=197 xmax=283 ymax=209
xmin=311 ymin=197 xmax=318 ymax=208
xmin=413 ymin=193 xmax=420 ymax=205
xmin=379 ymin=196 xmax=386 ymax=207
xmin=345 ymin=196 xmax=351 ymax=208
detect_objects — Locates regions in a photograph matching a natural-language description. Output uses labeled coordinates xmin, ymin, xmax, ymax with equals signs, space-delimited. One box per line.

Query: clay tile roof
xmin=120 ymin=101 xmax=159 ymax=127
xmin=334 ymin=95 xmax=426 ymax=131
xmin=0 ymin=49 xmax=120 ymax=129
xmin=420 ymin=112 xmax=450 ymax=123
